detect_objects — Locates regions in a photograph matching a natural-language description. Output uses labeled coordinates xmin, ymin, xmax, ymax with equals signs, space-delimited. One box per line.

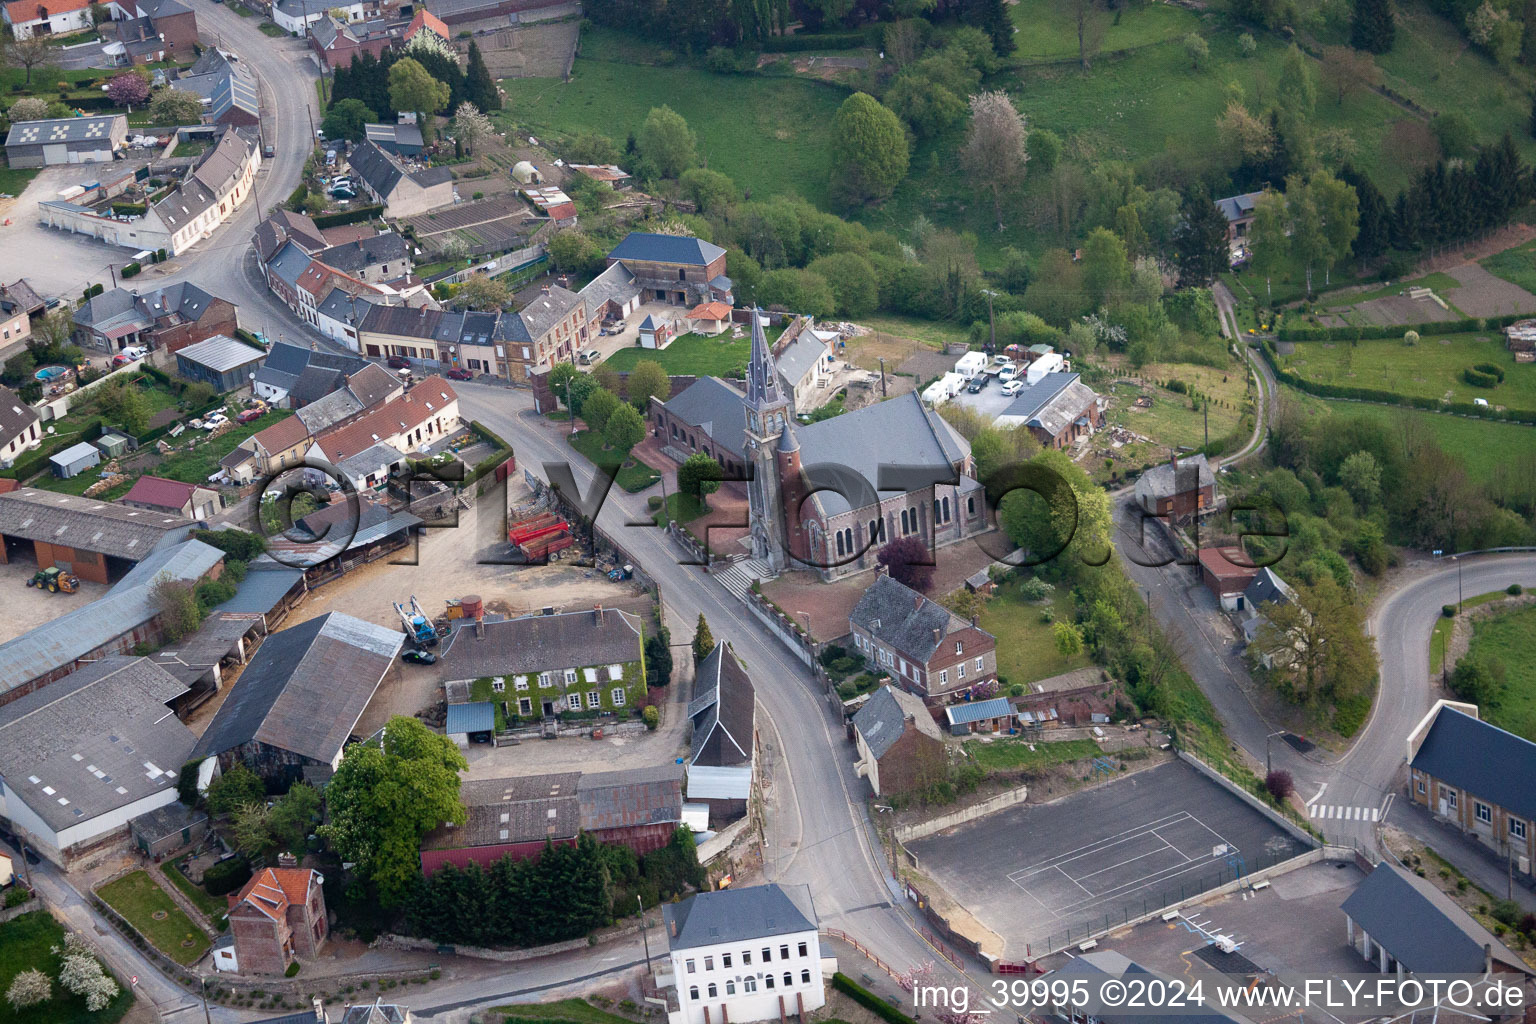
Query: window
xmin=955 ymin=641 xmax=963 ymax=655
xmin=783 ymin=973 xmax=793 ymax=988
xmin=707 ymin=984 xmax=717 ymax=998
xmin=1477 ymin=802 xmax=1492 ymax=824
xmin=798 ymin=942 xmax=808 ymax=957
xmin=1447 ymin=790 xmax=1459 ymax=810
xmin=975 ymin=657 xmax=984 ymax=672
xmin=726 ymin=982 xmax=736 ymax=996
xmin=565 ymin=669 xmax=578 ymax=685
xmin=723 ymin=954 xmax=732 ymax=968
xmin=539 ymin=672 xmax=554 ymax=688
xmin=762 ymin=948 xmax=772 ymax=962
xmin=612 ymin=687 xmax=627 ymax=706
xmin=686 ymin=960 xmax=697 ymax=974
xmin=765 ymin=976 xmax=775 ymax=990
xmin=518 ymin=698 xmax=531 ymax=715
xmin=689 ymin=988 xmax=699 ymax=1001
xmin=587 ymin=691 xmax=602 ymax=709
xmin=491 ymin=678 xmax=505 ymax=693
xmin=704 ymin=957 xmax=714 ymax=971
xmin=780 ymin=946 xmax=789 ymax=960
xmin=1512 ymin=819 xmax=1527 ymax=840
xmin=1417 ymin=779 xmax=1427 ymax=794
xmin=836 ymin=532 xmax=845 ymax=557
xmin=968 ymin=497 xmax=976 ymax=515
xmin=939 ymin=670 xmax=948 ymax=685
xmin=514 ymin=676 xmax=529 ymax=691
xmin=743 ymin=951 xmax=752 ymax=965
xmin=744 ymin=978 xmax=757 ymax=993
xmin=958 ymin=662 xmax=966 ymax=679
xmin=608 ymin=664 xmax=624 ymax=680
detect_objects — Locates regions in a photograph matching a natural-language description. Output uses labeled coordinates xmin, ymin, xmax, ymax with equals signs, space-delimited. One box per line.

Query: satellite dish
xmin=46 ymin=426 xmax=55 ymax=435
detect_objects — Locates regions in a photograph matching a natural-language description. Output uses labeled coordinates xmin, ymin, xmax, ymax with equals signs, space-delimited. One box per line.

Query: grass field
xmin=1464 ymin=604 xmax=1536 ymax=741
xmin=1297 ymin=394 xmax=1533 ymax=485
xmin=96 ymin=871 xmax=210 ymax=966
xmin=1430 ymin=589 xmax=1511 ymax=675
xmin=1278 ymin=334 xmax=1536 ymax=407
xmin=0 ymin=911 xmax=133 ymax=1024
xmin=977 ymin=582 xmax=1092 ymax=688
xmin=1480 ymin=237 xmax=1536 ymax=295
xmin=965 ymin=736 xmax=1101 ymax=772
xmin=1105 ymin=360 xmax=1249 ymax=452
xmin=161 ymin=859 xmax=229 ymax=930
xmin=491 ymin=998 xmax=638 ymax=1024
xmin=498 ymin=31 xmax=845 ymax=208
xmin=653 ymin=491 xmax=707 ymax=527
xmin=602 ymin=333 xmax=752 ymax=375
xmin=568 ymin=429 xmax=661 ymax=492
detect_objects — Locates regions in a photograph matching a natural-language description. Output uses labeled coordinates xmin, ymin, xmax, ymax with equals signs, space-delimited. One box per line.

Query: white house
xmin=3 ymin=0 xmax=93 ymax=40
xmin=664 ymin=884 xmax=829 ymax=1024
xmin=955 ymin=351 xmax=989 ymax=379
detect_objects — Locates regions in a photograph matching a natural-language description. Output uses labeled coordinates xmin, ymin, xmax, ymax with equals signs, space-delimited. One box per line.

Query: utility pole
xmin=565 ymin=375 xmax=574 ymax=437
xmin=637 ymin=894 xmax=652 ymax=974
xmin=202 ymin=976 xmax=213 ymax=1024
xmin=877 ymin=357 xmax=887 ymax=397
xmin=1203 ymin=402 xmax=1208 ymax=450
xmin=107 ymin=264 xmax=117 ymax=288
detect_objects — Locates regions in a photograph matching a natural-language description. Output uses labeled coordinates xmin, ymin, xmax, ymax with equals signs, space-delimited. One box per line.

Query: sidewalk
xmin=1392 ymin=798 xmax=1536 ymax=911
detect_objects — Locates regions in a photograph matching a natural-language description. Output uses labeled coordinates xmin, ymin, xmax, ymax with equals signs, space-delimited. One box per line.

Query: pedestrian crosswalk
xmin=1308 ymin=805 xmax=1380 ymax=821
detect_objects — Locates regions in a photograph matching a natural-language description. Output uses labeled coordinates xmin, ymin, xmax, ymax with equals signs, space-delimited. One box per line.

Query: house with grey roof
xmin=0 ymin=386 xmax=40 ymax=468
xmin=650 ymin=377 xmax=751 ymax=477
xmin=1237 ymin=567 xmax=1297 ymax=645
xmin=192 ymin=612 xmax=403 ymax=782
xmin=365 ymin=122 xmax=424 ymax=156
xmin=1406 ymin=701 xmax=1536 ymax=873
xmin=607 ymin=232 xmax=731 ymax=308
xmin=72 ymin=281 xmax=237 ymax=355
xmin=1216 ymin=190 xmax=1265 ymax=243
xmin=773 ymin=318 xmax=837 ymax=412
xmin=1134 ymin=452 xmax=1217 ymax=520
xmin=348 ymin=139 xmax=454 ymax=218
xmin=5 ymin=115 xmax=127 ymax=168
xmin=688 ymin=641 xmax=756 ymax=825
xmin=992 ymin=372 xmax=1103 ymax=449
xmin=252 ymin=340 xmax=370 ymax=408
xmin=851 ymin=685 xmax=942 ymax=796
xmin=1341 ymin=859 xmax=1530 ymax=976
xmin=173 ymin=49 xmax=258 ymax=127
xmin=435 ymin=606 xmax=646 ymax=720
xmin=0 ymin=655 xmax=198 ymax=867
xmin=314 ymin=232 xmax=411 ymax=283
xmin=849 ymin=573 xmax=997 ymax=704
xmin=663 ymin=883 xmax=824 ymax=1024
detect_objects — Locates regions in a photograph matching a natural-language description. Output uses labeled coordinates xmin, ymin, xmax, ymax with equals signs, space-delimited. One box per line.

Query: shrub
xmin=1463 ymin=367 xmax=1499 ymax=388
xmin=3 ymin=888 xmax=31 ymax=908
xmin=203 ymin=856 xmax=252 ymax=896
xmin=1509 ymin=584 xmax=1524 ymax=596
xmin=121 ymin=262 xmax=142 ymax=279
xmin=1264 ymin=769 xmax=1295 ymax=801
xmin=285 ymin=961 xmax=301 ymax=977
xmin=1493 ymin=899 xmax=1523 ymax=927
xmin=831 ymin=974 xmax=912 ymax=1024
xmin=1443 ymin=605 xmax=1457 ymax=617
xmin=642 ymin=705 xmax=659 ymax=730
xmin=1473 ymin=362 xmax=1507 ymax=382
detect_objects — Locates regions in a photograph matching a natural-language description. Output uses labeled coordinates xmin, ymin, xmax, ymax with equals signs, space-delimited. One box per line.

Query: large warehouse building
xmin=4 ymin=115 xmax=127 ymax=168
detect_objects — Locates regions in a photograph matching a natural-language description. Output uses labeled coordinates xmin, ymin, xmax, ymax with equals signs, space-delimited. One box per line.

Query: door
xmin=43 ymin=144 xmax=67 ymax=164
xmin=541 ymin=700 xmax=554 ymax=717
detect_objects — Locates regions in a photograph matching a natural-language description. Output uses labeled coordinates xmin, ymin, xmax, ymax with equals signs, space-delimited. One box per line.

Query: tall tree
xmin=1319 ymin=45 xmax=1380 ymax=106
xmin=960 ymin=90 xmax=1029 ymax=230
xmin=320 ymin=98 xmax=376 ymax=142
xmin=1351 ymin=0 xmax=1396 ymax=52
xmin=388 ymin=57 xmax=451 ymax=141
xmin=1172 ymin=187 xmax=1229 ymax=286
xmin=828 ymin=92 xmax=909 ymax=207
xmin=1311 ymin=170 xmax=1360 ymax=286
xmin=464 ymin=41 xmax=500 ymax=111
xmin=1278 ymin=44 xmax=1317 ymax=121
xmin=637 ymin=105 xmax=697 ymax=178
xmin=677 ymin=451 xmax=723 ymax=505
xmin=693 ymin=613 xmax=715 ymax=663
xmin=626 ymin=359 xmax=671 ymax=409
xmin=1070 ymin=0 xmax=1106 ymax=70
xmin=9 ymin=36 xmax=53 ymax=88
xmin=448 ymin=102 xmax=494 ymax=155
xmin=877 ymin=535 xmax=935 ymax=591
xmin=1080 ymin=226 xmax=1129 ymax=307
xmin=1338 ymin=164 xmax=1390 ymax=259
xmin=1253 ymin=575 xmax=1376 ymax=708
xmin=1284 ymin=174 xmax=1328 ymax=296
xmin=1248 ymin=189 xmax=1288 ymax=304
xmin=318 ymin=716 xmax=467 ymax=907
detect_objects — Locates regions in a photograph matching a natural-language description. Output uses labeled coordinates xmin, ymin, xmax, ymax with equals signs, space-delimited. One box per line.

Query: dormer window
xmin=955 ymin=641 xmax=963 ymax=655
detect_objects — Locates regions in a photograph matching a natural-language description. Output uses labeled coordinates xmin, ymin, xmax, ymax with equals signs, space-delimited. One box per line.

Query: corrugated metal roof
xmin=177 ymin=334 xmax=265 ymax=374
xmin=944 ymin=696 xmax=1014 ymax=726
xmin=445 ymin=701 xmax=494 ymax=734
xmin=210 ymin=564 xmax=304 ymax=615
xmin=685 ymin=764 xmax=752 ymax=800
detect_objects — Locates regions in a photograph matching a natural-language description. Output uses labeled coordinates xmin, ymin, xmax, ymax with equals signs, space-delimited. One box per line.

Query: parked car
xmin=579 ymin=348 xmax=601 ymax=365
xmin=1001 ymin=379 xmax=1024 ymax=396
xmin=445 ymin=368 xmax=473 ymax=381
xmin=386 ymin=355 xmax=410 ymax=369
xmin=1474 ymin=397 xmax=1490 ymax=407
xmin=237 ymin=408 xmax=264 ymax=424
xmin=202 ymin=412 xmax=229 ymax=430
xmin=402 ymin=650 xmax=437 ymax=665
xmin=966 ymin=377 xmax=987 ymax=394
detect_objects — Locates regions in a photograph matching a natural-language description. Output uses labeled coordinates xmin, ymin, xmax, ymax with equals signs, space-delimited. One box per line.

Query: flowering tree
xmin=53 ymin=934 xmax=118 ymax=1011
xmin=5 ymin=969 xmax=51 ymax=1011
xmin=106 ymin=72 xmax=151 ymax=108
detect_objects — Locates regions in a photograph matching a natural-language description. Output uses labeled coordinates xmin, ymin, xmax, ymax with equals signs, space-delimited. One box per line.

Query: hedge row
xmin=469 ymin=419 xmax=511 ymax=450
xmin=831 ymin=973 xmax=915 ymax=1024
xmin=312 ymin=204 xmax=384 ymax=228
xmin=1276 ymin=312 xmax=1530 ymax=341
xmin=761 ymin=31 xmax=865 ymax=51
xmin=1258 ymin=341 xmax=1536 ymax=424
xmin=1464 ymin=367 xmax=1499 ymax=388
xmin=463 ymin=446 xmax=514 ymax=489
xmin=121 ymin=262 xmax=142 ymax=279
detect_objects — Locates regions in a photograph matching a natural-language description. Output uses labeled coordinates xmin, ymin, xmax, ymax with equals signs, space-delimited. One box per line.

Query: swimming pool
xmin=34 ymin=365 xmax=68 ymax=382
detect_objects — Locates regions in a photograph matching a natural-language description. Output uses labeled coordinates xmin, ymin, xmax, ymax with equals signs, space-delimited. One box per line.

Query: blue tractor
xmin=394 ymin=595 xmax=439 ymax=648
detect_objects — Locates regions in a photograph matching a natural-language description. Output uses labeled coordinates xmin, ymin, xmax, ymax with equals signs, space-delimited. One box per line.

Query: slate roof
xmin=1052 ymin=951 xmax=1257 ymax=1024
xmin=1136 ymin=454 xmax=1215 ymax=501
xmin=776 ymin=331 xmax=830 ymax=386
xmin=208 ymin=562 xmax=305 ymax=616
xmin=411 ymin=166 xmax=453 ymax=187
xmin=365 ymin=122 xmax=423 ymax=149
xmin=436 ymin=607 xmax=643 ymax=682
xmin=360 ymin=302 xmax=443 ymax=340
xmin=148 ymin=612 xmax=258 ymax=687
xmin=1215 ymin=191 xmax=1264 ymax=224
xmin=5 ymin=114 xmax=121 ymax=147
xmin=1242 ymin=567 xmax=1295 ymax=610
xmin=662 ymin=377 xmax=748 ymax=460
xmin=308 ymin=376 xmax=457 ymax=461
xmin=1341 ymin=860 xmax=1528 ymax=975
xmin=315 ymin=232 xmax=409 ymax=275
xmin=850 ymin=574 xmax=985 ymax=665
xmin=518 ymin=286 xmax=582 ymax=340
xmin=75 ymin=281 xmax=219 ymax=334
xmin=290 ymin=363 xmax=347 ymax=406
xmin=177 ymin=334 xmax=264 ymax=373
xmin=609 ymin=232 xmax=725 ymax=267
xmin=796 ymin=391 xmax=969 ymax=517
xmin=664 ymin=883 xmax=817 ymax=951
xmin=346 ymin=363 xmax=402 ymax=408
xmin=945 ymin=696 xmax=1013 ymax=727
xmin=997 ymin=373 xmax=1096 ymax=435
xmin=314 ymin=288 xmax=377 ymax=333
xmin=578 ymin=261 xmax=638 ymax=313
xmin=690 ymin=641 xmax=754 ymax=768
xmin=151 ymin=130 xmax=258 ymax=235
xmin=0 ymin=656 xmax=192 ymax=833
xmin=1410 ymin=706 xmax=1536 ymax=824
xmin=337 ymin=440 xmax=404 ymax=481
xmin=265 ymin=241 xmax=314 ymax=296
xmin=348 ymin=139 xmax=405 ymax=198
xmin=175 ymin=50 xmax=257 ymax=124
xmin=256 ymin=341 xmax=314 ymax=384
xmin=255 ymin=211 xmax=328 ymax=262
xmin=854 ymin=685 xmax=940 ymax=760
xmin=422 ymin=772 xmax=581 ymax=849
xmin=577 ymin=763 xmax=683 ymax=831
xmin=0 ymin=386 xmax=39 ymax=450
xmin=0 ymin=486 xmax=192 ymax=555
xmin=191 ymin=612 xmax=402 ymax=765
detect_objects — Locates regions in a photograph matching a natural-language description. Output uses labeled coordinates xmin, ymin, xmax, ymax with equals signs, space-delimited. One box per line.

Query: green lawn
xmin=1317 ymin=272 xmax=1469 ymax=312
xmin=0 ymin=911 xmax=133 ymax=1024
xmin=966 ymin=736 xmax=1102 ymax=772
xmin=1303 ymin=394 xmax=1534 ymax=485
xmin=96 ymin=871 xmax=210 ymax=966
xmin=0 ymin=165 xmax=40 ymax=197
xmin=1104 ymin=359 xmax=1250 ymax=453
xmin=602 ymin=332 xmax=753 ymax=375
xmin=653 ymin=491 xmax=708 ymax=527
xmin=491 ymin=998 xmax=639 ymax=1024
xmin=259 ymin=19 xmax=284 ymax=34
xmin=161 ymin=858 xmax=229 ymax=930
xmin=1011 ymin=0 xmax=1196 ymax=60
xmin=1431 ymin=589 xmax=1512 ymax=675
xmin=498 ymin=32 xmax=845 ymax=208
xmin=1464 ymin=604 xmax=1536 ymax=741
xmin=1277 ymin=333 xmax=1536 ymax=408
xmin=1480 ymin=237 xmax=1536 ymax=296
xmin=568 ymin=429 xmax=661 ymax=492
xmin=977 ymin=582 xmax=1093 ymax=688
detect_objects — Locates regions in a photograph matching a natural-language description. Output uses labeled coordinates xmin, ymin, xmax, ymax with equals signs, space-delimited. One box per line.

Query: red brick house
xmin=72 ymin=283 xmax=238 ymax=355
xmin=851 ymin=685 xmax=944 ymax=797
xmin=227 ymin=865 xmax=327 ymax=974
xmin=1197 ymin=546 xmax=1259 ymax=609
xmin=1134 ymin=453 xmax=1216 ymax=521
xmin=848 ymin=574 xmax=998 ymax=704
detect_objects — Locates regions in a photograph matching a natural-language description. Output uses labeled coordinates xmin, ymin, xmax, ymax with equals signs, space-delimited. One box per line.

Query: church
xmin=658 ymin=313 xmax=991 ymax=581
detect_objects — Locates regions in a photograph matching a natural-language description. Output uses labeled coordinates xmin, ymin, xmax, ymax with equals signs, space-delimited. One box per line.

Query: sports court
xmin=906 ymin=760 xmax=1307 ymax=958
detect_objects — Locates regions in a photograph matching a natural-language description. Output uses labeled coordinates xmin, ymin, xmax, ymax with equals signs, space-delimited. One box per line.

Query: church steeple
xmin=745 ymin=307 xmax=784 ymax=410
xmin=743 ymin=308 xmax=790 ymax=572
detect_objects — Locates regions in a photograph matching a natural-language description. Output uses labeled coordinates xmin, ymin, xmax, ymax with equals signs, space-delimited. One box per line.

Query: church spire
xmin=745 ymin=307 xmax=783 ymax=409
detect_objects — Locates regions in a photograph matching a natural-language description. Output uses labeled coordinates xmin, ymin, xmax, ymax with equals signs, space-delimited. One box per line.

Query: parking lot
xmin=907 ymin=760 xmax=1308 ymax=957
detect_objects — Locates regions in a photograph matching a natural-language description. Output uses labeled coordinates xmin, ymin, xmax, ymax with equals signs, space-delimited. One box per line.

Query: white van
xmin=1473 ymin=397 xmax=1490 ymax=407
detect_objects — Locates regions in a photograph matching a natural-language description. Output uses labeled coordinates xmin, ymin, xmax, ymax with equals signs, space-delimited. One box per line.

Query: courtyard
xmin=906 ymin=759 xmax=1309 ymax=958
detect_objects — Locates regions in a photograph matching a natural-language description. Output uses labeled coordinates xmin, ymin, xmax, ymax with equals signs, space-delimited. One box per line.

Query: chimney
xmin=474 ymin=618 xmax=485 ymax=639
xmin=1170 ymin=450 xmax=1179 ymax=470
xmin=594 ymin=604 xmax=605 ymax=625
xmin=932 ymin=628 xmax=941 ymax=643
xmin=669 ymin=917 xmax=677 ymax=938
xmin=542 ymin=285 xmax=551 ymax=296
xmin=914 ymin=594 xmax=923 ymax=610
xmin=276 ymin=852 xmax=297 ymax=868
xmin=970 ymin=614 xmax=979 ymax=628
xmin=313 ymin=997 xmax=327 ymax=1023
